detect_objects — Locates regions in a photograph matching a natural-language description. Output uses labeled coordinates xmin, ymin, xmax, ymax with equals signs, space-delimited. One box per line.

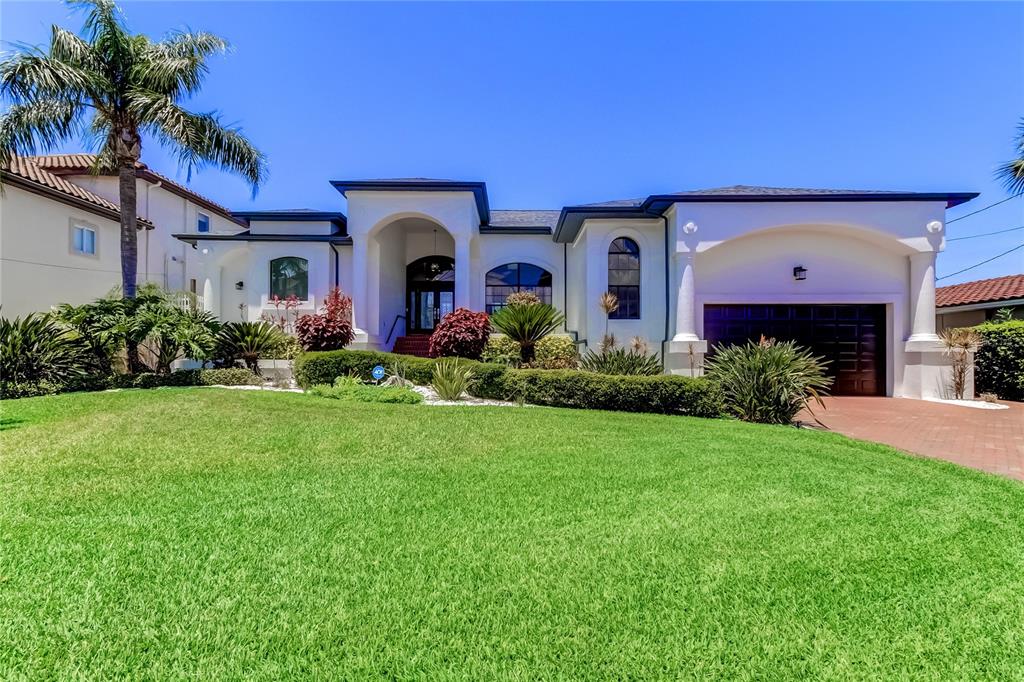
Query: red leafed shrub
xmin=295 ymin=288 xmax=355 ymax=351
xmin=429 ymin=308 xmax=490 ymax=360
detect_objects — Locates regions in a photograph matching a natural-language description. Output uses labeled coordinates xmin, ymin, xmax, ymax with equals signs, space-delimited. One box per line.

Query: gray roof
xmin=487 ymin=210 xmax=561 ymax=228
xmin=584 ymin=185 xmax=922 ymax=207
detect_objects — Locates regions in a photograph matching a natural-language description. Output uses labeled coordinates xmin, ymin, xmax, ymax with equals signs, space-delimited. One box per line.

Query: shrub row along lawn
xmin=2 ymin=389 xmax=1023 ymax=678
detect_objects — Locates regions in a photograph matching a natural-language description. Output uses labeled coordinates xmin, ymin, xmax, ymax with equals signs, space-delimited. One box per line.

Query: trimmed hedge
xmin=294 ymin=350 xmax=507 ymax=398
xmin=501 ymin=369 xmax=724 ymax=417
xmin=973 ymin=320 xmax=1024 ymax=401
xmin=109 ymin=368 xmax=262 ymax=389
xmin=295 ymin=350 xmax=723 ymax=417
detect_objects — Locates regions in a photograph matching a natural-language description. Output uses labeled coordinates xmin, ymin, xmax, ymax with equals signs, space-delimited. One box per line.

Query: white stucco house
xmin=1 ymin=155 xmax=979 ymax=399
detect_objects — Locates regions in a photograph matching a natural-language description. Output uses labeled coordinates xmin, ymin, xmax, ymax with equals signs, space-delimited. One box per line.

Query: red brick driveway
xmin=800 ymin=397 xmax=1024 ymax=481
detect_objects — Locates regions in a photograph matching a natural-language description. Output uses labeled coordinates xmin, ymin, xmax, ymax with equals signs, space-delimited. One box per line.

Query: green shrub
xmin=535 ymin=335 xmax=579 ymax=363
xmin=431 ymin=358 xmax=475 ymax=401
xmin=489 ymin=303 xmax=565 ymax=363
xmin=972 ymin=320 xmax=1024 ymax=401
xmin=108 ymin=368 xmax=261 ymax=389
xmin=307 ymin=378 xmax=422 ymax=404
xmin=481 ymin=335 xmax=521 ymax=366
xmin=216 ymin=321 xmax=285 ymax=374
xmin=0 ymin=313 xmax=90 ymax=398
xmin=704 ymin=338 xmax=832 ymax=425
xmin=580 ymin=347 xmax=662 ymax=375
xmin=294 ymin=349 xmax=507 ymax=398
xmin=500 ymin=369 xmax=723 ymax=417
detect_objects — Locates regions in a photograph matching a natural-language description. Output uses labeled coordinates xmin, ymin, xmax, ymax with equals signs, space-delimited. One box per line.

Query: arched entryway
xmin=406 ymin=255 xmax=455 ymax=333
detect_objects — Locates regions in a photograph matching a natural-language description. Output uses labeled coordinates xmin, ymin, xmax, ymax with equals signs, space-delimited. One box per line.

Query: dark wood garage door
xmin=703 ymin=304 xmax=886 ymax=396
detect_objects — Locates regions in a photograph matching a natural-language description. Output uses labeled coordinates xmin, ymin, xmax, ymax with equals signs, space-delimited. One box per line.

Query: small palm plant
xmin=580 ymin=346 xmax=662 ymax=376
xmin=0 ymin=0 xmax=267 ymax=300
xmin=0 ymin=313 xmax=89 ymax=396
xmin=431 ymin=358 xmax=475 ymax=401
xmin=489 ymin=303 xmax=565 ymax=363
xmin=704 ymin=337 xmax=832 ymax=425
xmin=940 ymin=327 xmax=983 ymax=400
xmin=216 ymin=321 xmax=284 ymax=375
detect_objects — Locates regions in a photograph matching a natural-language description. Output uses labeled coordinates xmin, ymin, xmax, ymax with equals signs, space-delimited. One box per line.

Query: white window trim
xmin=68 ymin=219 xmax=99 ymax=259
xmin=197 ymin=211 xmax=211 ymax=233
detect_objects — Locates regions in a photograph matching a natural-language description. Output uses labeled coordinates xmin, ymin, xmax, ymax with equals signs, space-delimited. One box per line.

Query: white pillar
xmin=454 ymin=235 xmax=471 ymax=310
xmin=672 ymin=250 xmax=698 ymax=342
xmin=350 ymin=233 xmax=368 ymax=335
xmin=908 ymin=251 xmax=939 ymax=342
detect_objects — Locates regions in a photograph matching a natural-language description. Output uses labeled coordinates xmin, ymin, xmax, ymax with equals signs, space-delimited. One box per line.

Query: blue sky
xmin=3 ymin=1 xmax=1022 ymax=284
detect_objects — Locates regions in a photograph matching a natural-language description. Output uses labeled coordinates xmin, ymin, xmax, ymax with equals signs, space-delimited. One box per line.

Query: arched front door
xmin=406 ymin=256 xmax=454 ymax=333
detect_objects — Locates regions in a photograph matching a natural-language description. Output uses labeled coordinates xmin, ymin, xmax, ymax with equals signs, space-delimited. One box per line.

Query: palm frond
xmin=134 ymin=30 xmax=228 ymax=98
xmin=0 ymin=49 xmax=101 ymax=103
xmin=131 ymin=93 xmax=266 ymax=190
xmin=996 ymin=118 xmax=1024 ymax=196
xmin=70 ymin=0 xmax=130 ymax=65
xmin=49 ymin=25 xmax=102 ymax=71
xmin=0 ymin=99 xmax=84 ymax=168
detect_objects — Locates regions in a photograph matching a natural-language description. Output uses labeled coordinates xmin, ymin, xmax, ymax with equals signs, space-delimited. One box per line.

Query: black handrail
xmin=385 ymin=314 xmax=407 ymax=346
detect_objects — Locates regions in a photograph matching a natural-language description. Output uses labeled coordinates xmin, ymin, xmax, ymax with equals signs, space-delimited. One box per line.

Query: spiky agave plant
xmin=216 ymin=321 xmax=283 ymax=375
xmin=430 ymin=357 xmax=475 ymax=401
xmin=704 ymin=337 xmax=832 ymax=425
xmin=580 ymin=346 xmax=662 ymax=376
xmin=489 ymin=302 xmax=565 ymax=363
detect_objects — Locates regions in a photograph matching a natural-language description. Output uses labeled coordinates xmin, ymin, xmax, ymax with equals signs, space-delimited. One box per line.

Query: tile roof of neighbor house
xmin=1 ymin=156 xmax=153 ymax=228
xmin=936 ymin=274 xmax=1024 ymax=308
xmin=29 ymin=154 xmax=245 ymax=226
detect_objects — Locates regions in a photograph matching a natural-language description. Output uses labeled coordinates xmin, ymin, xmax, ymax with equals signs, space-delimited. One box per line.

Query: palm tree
xmin=0 ymin=0 xmax=267 ymax=299
xmin=996 ymin=117 xmax=1024 ymax=195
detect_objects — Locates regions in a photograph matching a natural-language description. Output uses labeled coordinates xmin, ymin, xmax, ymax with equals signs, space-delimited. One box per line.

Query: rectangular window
xmin=197 ymin=212 xmax=210 ymax=233
xmin=73 ymin=225 xmax=96 ymax=255
xmin=189 ymin=278 xmax=197 ymax=295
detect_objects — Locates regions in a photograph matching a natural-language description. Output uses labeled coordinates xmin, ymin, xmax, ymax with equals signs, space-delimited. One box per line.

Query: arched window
xmin=270 ymin=257 xmax=309 ymax=300
xmin=485 ymin=262 xmax=553 ymax=314
xmin=608 ymin=237 xmax=640 ymax=319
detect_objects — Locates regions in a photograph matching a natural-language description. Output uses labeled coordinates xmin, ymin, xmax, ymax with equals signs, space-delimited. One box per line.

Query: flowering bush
xmin=428 ymin=308 xmax=490 ymax=360
xmin=505 ymin=290 xmax=541 ymax=307
xmin=295 ymin=288 xmax=355 ymax=351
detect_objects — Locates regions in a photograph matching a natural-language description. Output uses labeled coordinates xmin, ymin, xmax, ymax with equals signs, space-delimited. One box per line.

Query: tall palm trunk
xmin=117 ymin=128 xmax=143 ymax=372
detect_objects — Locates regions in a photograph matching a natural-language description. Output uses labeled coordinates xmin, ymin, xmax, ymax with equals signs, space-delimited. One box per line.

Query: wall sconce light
xmin=793 ymin=266 xmax=807 ymax=281
xmin=683 ymin=221 xmax=698 ymax=234
xmin=201 ymin=247 xmax=209 ymax=255
xmin=235 ymin=281 xmax=244 ymax=290
xmin=926 ymin=220 xmax=943 ymax=234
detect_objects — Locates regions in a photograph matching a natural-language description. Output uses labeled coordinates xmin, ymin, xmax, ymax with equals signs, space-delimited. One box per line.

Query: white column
xmin=908 ymin=251 xmax=939 ymax=342
xmin=454 ymin=235 xmax=471 ymax=310
xmin=672 ymin=250 xmax=698 ymax=342
xmin=350 ymin=233 xmax=368 ymax=335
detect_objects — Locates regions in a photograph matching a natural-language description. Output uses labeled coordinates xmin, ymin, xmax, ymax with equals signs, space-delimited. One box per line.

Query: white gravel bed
xmin=920 ymin=397 xmax=1009 ymax=410
xmin=410 ymin=385 xmax=521 ymax=407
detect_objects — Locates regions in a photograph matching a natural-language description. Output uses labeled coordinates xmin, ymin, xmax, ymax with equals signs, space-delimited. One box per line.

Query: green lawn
xmin=2 ymin=389 xmax=1023 ymax=679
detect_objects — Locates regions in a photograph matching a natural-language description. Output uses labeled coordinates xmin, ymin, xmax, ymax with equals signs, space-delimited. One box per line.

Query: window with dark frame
xmin=485 ymin=262 xmax=553 ymax=314
xmin=269 ymin=256 xmax=309 ymax=300
xmin=607 ymin=237 xmax=640 ymax=319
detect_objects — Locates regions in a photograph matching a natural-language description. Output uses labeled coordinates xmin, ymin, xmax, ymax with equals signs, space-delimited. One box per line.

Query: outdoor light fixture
xmin=235 ymin=281 xmax=244 ymax=290
xmin=793 ymin=266 xmax=807 ymax=281
xmin=926 ymin=220 xmax=943 ymax=234
xmin=683 ymin=221 xmax=698 ymax=234
xmin=201 ymin=247 xmax=209 ymax=255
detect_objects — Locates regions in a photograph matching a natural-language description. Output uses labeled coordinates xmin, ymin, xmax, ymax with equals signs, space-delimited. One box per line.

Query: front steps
xmin=392 ymin=334 xmax=432 ymax=357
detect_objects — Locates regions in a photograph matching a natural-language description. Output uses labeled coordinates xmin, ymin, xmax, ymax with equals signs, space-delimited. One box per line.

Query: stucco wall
xmin=0 ymin=185 xmax=122 ymax=316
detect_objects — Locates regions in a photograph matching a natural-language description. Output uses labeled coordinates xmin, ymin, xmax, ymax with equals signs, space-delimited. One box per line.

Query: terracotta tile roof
xmin=1 ymin=156 xmax=153 ymax=228
xmin=936 ymin=274 xmax=1024 ymax=308
xmin=29 ymin=154 xmax=244 ymax=226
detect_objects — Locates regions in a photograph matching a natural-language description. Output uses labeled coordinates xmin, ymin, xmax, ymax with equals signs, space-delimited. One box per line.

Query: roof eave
xmin=330 ymin=179 xmax=490 ymax=224
xmin=1 ymin=171 xmax=154 ymax=229
xmin=642 ymin=192 xmax=980 ymax=210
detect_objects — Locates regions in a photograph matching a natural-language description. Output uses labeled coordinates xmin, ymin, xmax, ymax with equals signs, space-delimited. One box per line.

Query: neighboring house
xmin=170 ymin=179 xmax=977 ymax=400
xmin=936 ymin=274 xmax=1024 ymax=331
xmin=0 ymin=154 xmax=245 ymax=316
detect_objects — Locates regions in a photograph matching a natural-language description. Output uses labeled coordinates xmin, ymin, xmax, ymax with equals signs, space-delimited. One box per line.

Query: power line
xmin=947 ymin=225 xmax=1024 ymax=241
xmin=937 ymin=242 xmax=1024 ymax=280
xmin=946 ymin=195 xmax=1020 ymax=224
